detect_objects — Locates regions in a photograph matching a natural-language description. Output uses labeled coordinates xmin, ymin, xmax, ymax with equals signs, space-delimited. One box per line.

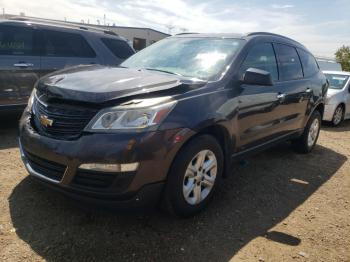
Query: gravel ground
xmin=0 ymin=113 xmax=349 ymax=262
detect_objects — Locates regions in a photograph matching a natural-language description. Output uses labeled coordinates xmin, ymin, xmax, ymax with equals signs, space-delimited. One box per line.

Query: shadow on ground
xmin=0 ymin=112 xmax=22 ymax=150
xmin=322 ymin=119 xmax=350 ymax=132
xmin=8 ymin=142 xmax=347 ymax=261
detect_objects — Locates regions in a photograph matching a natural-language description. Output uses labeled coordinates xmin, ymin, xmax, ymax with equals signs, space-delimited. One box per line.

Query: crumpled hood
xmin=37 ymin=65 xmax=205 ymax=104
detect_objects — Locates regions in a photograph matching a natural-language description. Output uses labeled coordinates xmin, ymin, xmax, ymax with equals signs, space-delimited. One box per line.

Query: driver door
xmin=236 ymin=42 xmax=284 ymax=150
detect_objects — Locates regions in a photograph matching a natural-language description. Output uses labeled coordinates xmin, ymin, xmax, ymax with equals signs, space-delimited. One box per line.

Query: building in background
xmin=0 ymin=13 xmax=170 ymax=51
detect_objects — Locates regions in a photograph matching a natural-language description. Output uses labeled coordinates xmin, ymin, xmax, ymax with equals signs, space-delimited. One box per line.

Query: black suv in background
xmin=0 ymin=19 xmax=135 ymax=110
xmin=19 ymin=32 xmax=328 ymax=217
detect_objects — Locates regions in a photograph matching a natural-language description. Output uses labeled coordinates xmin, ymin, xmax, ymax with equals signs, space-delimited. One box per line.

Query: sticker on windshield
xmin=332 ymin=76 xmax=347 ymax=81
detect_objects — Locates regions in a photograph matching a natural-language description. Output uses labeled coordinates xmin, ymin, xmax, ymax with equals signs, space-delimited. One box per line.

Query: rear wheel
xmin=332 ymin=105 xmax=344 ymax=126
xmin=292 ymin=110 xmax=321 ymax=153
xmin=162 ymin=135 xmax=223 ymax=217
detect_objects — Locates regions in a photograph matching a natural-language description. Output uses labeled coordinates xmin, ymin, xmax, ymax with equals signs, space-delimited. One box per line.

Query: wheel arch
xmin=175 ymin=123 xmax=234 ymax=178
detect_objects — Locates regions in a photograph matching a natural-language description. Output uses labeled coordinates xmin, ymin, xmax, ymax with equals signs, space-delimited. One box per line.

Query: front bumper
xmin=323 ymin=104 xmax=337 ymax=121
xmin=19 ymin=110 xmax=193 ymax=209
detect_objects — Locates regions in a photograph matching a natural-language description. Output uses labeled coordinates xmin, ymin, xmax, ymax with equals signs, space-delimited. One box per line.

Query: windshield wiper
xmin=142 ymin=68 xmax=183 ymax=77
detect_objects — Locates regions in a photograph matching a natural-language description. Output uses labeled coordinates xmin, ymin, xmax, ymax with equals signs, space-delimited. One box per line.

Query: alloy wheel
xmin=333 ymin=106 xmax=343 ymax=126
xmin=182 ymin=150 xmax=217 ymax=205
xmin=307 ymin=118 xmax=320 ymax=148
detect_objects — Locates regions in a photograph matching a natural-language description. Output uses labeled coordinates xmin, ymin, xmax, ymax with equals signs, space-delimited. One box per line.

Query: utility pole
xmin=103 ymin=14 xmax=106 ymax=26
xmin=2 ymin=8 xmax=5 ymax=17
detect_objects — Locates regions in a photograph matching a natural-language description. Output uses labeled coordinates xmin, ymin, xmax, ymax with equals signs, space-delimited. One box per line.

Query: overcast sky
xmin=1 ymin=0 xmax=349 ymax=57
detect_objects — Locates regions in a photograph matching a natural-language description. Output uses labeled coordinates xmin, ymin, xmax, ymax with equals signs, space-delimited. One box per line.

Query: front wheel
xmin=332 ymin=105 xmax=344 ymax=126
xmin=162 ymin=135 xmax=224 ymax=217
xmin=292 ymin=110 xmax=321 ymax=154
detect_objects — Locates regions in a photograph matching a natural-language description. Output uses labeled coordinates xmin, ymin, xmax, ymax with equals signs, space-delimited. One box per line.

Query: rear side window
xmin=297 ymin=48 xmax=319 ymax=77
xmin=43 ymin=30 xmax=96 ymax=58
xmin=0 ymin=25 xmax=39 ymax=56
xmin=101 ymin=38 xmax=134 ymax=59
xmin=240 ymin=43 xmax=278 ymax=81
xmin=274 ymin=44 xmax=303 ymax=81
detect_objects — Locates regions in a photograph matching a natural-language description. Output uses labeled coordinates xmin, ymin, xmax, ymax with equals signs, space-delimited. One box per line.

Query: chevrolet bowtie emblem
xmin=40 ymin=115 xmax=53 ymax=127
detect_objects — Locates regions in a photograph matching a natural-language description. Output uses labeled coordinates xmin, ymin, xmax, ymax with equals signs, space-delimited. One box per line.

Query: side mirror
xmin=243 ymin=68 xmax=273 ymax=86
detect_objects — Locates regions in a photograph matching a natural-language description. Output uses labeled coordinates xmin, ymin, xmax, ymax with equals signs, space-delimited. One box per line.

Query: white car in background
xmin=323 ymin=71 xmax=350 ymax=126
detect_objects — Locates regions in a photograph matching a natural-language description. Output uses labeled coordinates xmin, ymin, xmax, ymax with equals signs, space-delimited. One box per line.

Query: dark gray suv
xmin=0 ymin=19 xmax=135 ymax=110
xmin=19 ymin=32 xmax=327 ymax=217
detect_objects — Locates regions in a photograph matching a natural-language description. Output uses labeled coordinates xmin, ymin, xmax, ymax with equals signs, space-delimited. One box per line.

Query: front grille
xmin=72 ymin=170 xmax=117 ymax=189
xmin=33 ymin=98 xmax=98 ymax=140
xmin=71 ymin=170 xmax=135 ymax=191
xmin=25 ymin=150 xmax=66 ymax=182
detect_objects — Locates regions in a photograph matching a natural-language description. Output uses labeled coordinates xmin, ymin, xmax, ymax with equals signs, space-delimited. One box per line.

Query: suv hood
xmin=37 ymin=65 xmax=206 ymax=104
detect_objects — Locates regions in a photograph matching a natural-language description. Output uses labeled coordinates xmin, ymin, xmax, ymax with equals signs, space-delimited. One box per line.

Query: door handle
xmin=305 ymin=88 xmax=312 ymax=93
xmin=13 ymin=63 xmax=34 ymax=68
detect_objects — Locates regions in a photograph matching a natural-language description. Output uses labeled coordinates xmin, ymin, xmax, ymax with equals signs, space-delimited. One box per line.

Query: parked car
xmin=0 ymin=19 xmax=135 ymax=111
xmin=19 ymin=32 xmax=328 ymax=217
xmin=323 ymin=71 xmax=350 ymax=126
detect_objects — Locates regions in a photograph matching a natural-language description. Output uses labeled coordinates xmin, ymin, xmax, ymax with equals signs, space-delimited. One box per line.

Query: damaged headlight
xmin=85 ymin=97 xmax=176 ymax=132
xmin=27 ymin=88 xmax=36 ymax=112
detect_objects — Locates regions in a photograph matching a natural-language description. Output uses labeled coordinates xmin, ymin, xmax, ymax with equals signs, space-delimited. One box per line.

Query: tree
xmin=335 ymin=45 xmax=350 ymax=72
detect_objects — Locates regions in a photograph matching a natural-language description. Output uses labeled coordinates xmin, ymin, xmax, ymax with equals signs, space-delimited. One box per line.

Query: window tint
xmin=0 ymin=25 xmax=38 ymax=56
xmin=297 ymin=48 xmax=319 ymax=77
xmin=274 ymin=44 xmax=303 ymax=81
xmin=101 ymin=38 xmax=134 ymax=59
xmin=43 ymin=30 xmax=96 ymax=58
xmin=240 ymin=43 xmax=278 ymax=80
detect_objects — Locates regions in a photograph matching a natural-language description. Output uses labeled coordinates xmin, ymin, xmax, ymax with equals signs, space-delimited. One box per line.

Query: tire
xmin=331 ymin=105 xmax=344 ymax=126
xmin=162 ymin=135 xmax=224 ymax=217
xmin=292 ymin=110 xmax=321 ymax=154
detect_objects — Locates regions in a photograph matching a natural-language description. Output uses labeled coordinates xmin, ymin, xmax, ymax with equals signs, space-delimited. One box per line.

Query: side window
xmin=42 ymin=30 xmax=96 ymax=58
xmin=297 ymin=48 xmax=319 ymax=78
xmin=240 ymin=43 xmax=278 ymax=81
xmin=101 ymin=38 xmax=134 ymax=59
xmin=274 ymin=44 xmax=303 ymax=81
xmin=0 ymin=25 xmax=38 ymax=56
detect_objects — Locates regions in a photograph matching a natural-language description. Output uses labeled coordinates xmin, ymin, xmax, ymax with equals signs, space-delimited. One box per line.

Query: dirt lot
xmin=0 ymin=113 xmax=349 ymax=262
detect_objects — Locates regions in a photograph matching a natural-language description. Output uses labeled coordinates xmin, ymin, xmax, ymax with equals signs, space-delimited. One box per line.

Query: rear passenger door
xmin=40 ymin=29 xmax=101 ymax=76
xmin=0 ymin=23 xmax=41 ymax=106
xmin=273 ymin=43 xmax=310 ymax=131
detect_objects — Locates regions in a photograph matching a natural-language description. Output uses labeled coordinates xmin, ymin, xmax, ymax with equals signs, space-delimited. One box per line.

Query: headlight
xmin=85 ymin=97 xmax=176 ymax=132
xmin=27 ymin=88 xmax=36 ymax=111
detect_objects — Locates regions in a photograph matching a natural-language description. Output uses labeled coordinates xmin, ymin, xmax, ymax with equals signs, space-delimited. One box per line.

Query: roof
xmin=4 ymin=15 xmax=170 ymax=37
xmin=323 ymin=71 xmax=350 ymax=75
xmin=174 ymin=33 xmax=244 ymax=38
xmin=173 ymin=32 xmax=306 ymax=49
xmin=3 ymin=17 xmax=122 ymax=37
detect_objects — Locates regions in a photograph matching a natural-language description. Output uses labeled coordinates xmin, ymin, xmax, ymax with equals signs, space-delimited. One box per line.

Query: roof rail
xmin=175 ymin=32 xmax=199 ymax=35
xmin=8 ymin=16 xmax=118 ymax=36
xmin=246 ymin=32 xmax=299 ymax=43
